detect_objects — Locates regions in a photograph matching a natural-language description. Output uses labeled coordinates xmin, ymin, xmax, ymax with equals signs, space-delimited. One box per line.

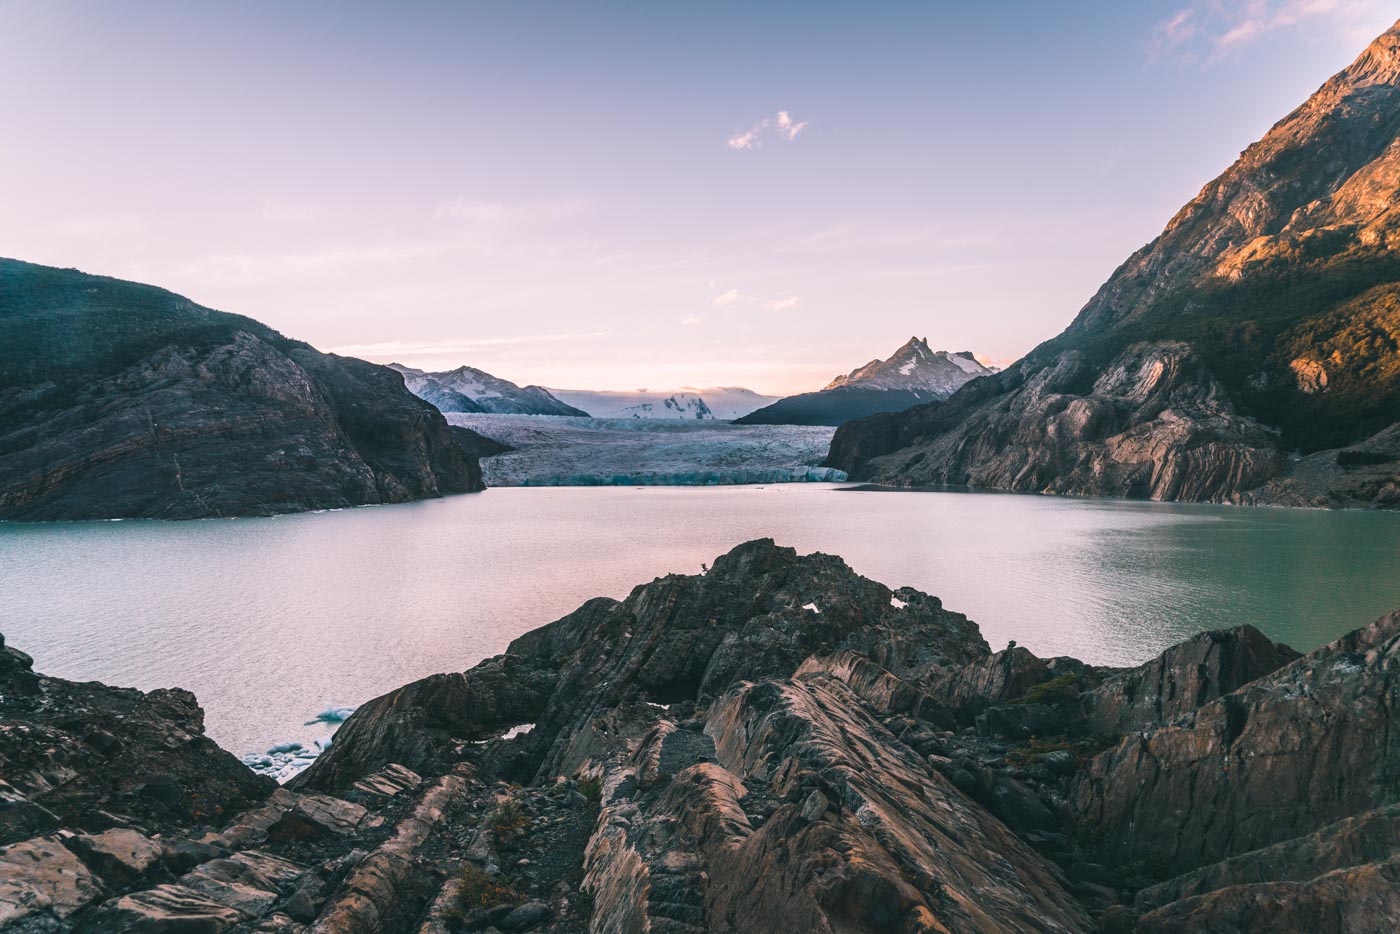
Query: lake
xmin=4 ymin=485 xmax=1399 ymax=761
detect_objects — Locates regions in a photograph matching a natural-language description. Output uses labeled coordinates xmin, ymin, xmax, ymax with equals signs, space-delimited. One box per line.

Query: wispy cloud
xmin=1150 ymin=0 xmax=1393 ymax=62
xmin=49 ymin=215 xmax=145 ymax=237
xmin=727 ymin=110 xmax=809 ymax=150
xmin=681 ymin=314 xmax=706 ymax=326
xmin=434 ymin=197 xmax=587 ymax=224
xmin=708 ymin=285 xmax=800 ymax=313
xmin=711 ymin=288 xmax=744 ymax=307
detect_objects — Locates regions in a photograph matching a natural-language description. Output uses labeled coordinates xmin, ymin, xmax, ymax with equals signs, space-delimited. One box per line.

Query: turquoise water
xmin=3 ymin=485 xmax=1399 ymax=757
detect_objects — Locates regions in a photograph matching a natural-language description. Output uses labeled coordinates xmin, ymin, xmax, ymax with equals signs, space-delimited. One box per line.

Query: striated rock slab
xmin=0 ymin=835 xmax=106 ymax=926
xmin=1074 ymin=611 xmax=1400 ymax=877
xmin=1137 ymin=803 xmax=1400 ymax=911
xmin=700 ymin=675 xmax=1089 ymax=932
xmin=65 ymin=829 xmax=163 ymax=884
xmin=79 ymin=882 xmax=245 ymax=932
xmin=309 ymin=769 xmax=468 ymax=933
xmin=1135 ymin=854 xmax=1400 ymax=933
xmin=1078 ymin=625 xmax=1300 ymax=736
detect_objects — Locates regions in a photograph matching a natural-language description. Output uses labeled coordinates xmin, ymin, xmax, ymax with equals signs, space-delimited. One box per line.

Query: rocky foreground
xmin=4 ymin=541 xmax=1400 ymax=932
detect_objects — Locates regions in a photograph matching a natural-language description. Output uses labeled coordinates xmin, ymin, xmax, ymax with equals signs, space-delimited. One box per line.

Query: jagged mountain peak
xmin=1072 ymin=18 xmax=1400 ymax=336
xmin=824 ymin=336 xmax=993 ymax=392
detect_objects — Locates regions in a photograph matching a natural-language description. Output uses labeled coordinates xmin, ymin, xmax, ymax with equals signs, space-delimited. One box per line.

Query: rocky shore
xmin=4 ymin=541 xmax=1399 ymax=932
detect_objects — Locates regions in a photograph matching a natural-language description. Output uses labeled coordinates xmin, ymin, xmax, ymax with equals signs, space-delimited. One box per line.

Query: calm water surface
xmin=4 ymin=485 xmax=1400 ymax=757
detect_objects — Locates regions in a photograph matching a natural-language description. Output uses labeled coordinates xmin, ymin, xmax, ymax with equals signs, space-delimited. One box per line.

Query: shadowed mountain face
xmin=0 ymin=258 xmax=485 ymax=520
xmin=738 ymin=337 xmax=994 ymax=427
xmin=829 ymin=23 xmax=1400 ymax=508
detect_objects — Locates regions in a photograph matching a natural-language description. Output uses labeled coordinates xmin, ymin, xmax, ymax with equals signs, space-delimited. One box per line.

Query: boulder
xmin=78 ymin=883 xmax=244 ymax=932
xmin=1078 ymin=625 xmax=1300 ymax=736
xmin=0 ymin=835 xmax=105 ymax=925
xmin=1074 ymin=612 xmax=1400 ymax=877
xmin=65 ymin=828 xmax=163 ymax=884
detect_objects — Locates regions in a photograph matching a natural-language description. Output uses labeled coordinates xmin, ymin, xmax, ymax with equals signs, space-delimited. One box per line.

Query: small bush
xmin=1006 ymin=736 xmax=1075 ymax=769
xmin=1011 ymin=672 xmax=1081 ymax=706
xmin=577 ymin=774 xmax=603 ymax=812
xmin=489 ymin=799 xmax=530 ymax=843
xmin=456 ymin=863 xmax=521 ymax=911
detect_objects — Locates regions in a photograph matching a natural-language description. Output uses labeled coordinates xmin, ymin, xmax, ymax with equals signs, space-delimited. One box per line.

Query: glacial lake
xmin=4 ymin=484 xmax=1400 ymax=761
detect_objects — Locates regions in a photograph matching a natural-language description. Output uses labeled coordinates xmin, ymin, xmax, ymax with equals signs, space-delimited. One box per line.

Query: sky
xmin=2 ymin=1 xmax=1397 ymax=394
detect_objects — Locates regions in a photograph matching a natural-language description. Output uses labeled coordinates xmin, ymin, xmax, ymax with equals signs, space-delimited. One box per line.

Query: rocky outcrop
xmin=1073 ymin=611 xmax=1400 ymax=877
xmin=0 ymin=258 xmax=485 ymax=520
xmin=1077 ymin=625 xmax=1301 ymax=737
xmin=828 ymin=21 xmax=1400 ymax=507
xmin=1 ymin=633 xmax=485 ymax=932
xmin=0 ymin=633 xmax=273 ymax=844
xmin=829 ymin=341 xmax=1285 ymax=502
xmin=7 ymin=542 xmax=1400 ymax=931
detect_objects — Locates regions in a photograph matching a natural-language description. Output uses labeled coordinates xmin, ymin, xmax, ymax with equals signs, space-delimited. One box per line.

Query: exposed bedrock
xmin=4 ymin=542 xmax=1399 ymax=931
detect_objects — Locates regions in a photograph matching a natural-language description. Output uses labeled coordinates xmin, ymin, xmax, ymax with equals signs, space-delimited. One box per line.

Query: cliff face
xmin=5 ymin=543 xmax=1398 ymax=932
xmin=0 ymin=259 xmax=484 ymax=520
xmin=829 ymin=21 xmax=1400 ymax=507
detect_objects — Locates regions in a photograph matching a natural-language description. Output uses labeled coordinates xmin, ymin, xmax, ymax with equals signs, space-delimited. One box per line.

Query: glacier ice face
xmin=445 ymin=415 xmax=846 ymax=487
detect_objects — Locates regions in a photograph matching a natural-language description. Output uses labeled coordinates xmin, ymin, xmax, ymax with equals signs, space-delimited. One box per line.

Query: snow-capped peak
xmin=822 ymin=337 xmax=993 ymax=396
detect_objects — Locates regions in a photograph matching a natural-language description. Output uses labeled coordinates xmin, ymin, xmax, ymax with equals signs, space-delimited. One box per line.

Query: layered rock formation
xmin=0 ymin=258 xmax=486 ymax=520
xmin=828 ymin=22 xmax=1400 ymax=507
xmin=5 ymin=542 xmax=1398 ymax=932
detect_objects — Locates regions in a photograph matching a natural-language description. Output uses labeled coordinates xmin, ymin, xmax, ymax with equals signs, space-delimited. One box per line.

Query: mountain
xmin=0 ymin=258 xmax=485 ymax=520
xmin=390 ymin=364 xmax=588 ymax=417
xmin=828 ymin=22 xmax=1400 ymax=508
xmin=737 ymin=336 xmax=995 ymax=426
xmin=11 ymin=541 xmax=1392 ymax=931
xmin=547 ymin=386 xmax=780 ymax=420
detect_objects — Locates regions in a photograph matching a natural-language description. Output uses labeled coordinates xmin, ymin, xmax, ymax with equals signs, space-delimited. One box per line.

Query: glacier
xmin=445 ymin=414 xmax=846 ymax=487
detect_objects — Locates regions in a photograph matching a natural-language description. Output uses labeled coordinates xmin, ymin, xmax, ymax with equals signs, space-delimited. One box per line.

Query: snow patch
xmin=502 ymin=723 xmax=535 ymax=740
xmin=802 ymin=602 xmax=821 ymax=614
xmin=949 ymin=353 xmax=987 ymax=375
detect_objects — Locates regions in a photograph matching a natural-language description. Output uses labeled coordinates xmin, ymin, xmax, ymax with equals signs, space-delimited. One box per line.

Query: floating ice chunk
xmin=268 ymin=741 xmax=304 ymax=754
xmin=305 ymin=705 xmax=358 ymax=725
xmin=802 ymin=603 xmax=820 ymax=614
xmin=502 ymin=723 xmax=535 ymax=740
xmin=890 ymin=597 xmax=907 ymax=609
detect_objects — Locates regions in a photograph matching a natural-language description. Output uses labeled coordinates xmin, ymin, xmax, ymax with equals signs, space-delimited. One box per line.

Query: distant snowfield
xmin=448 ymin=414 xmax=845 ymax=486
xmin=547 ymin=387 xmax=780 ymax=420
